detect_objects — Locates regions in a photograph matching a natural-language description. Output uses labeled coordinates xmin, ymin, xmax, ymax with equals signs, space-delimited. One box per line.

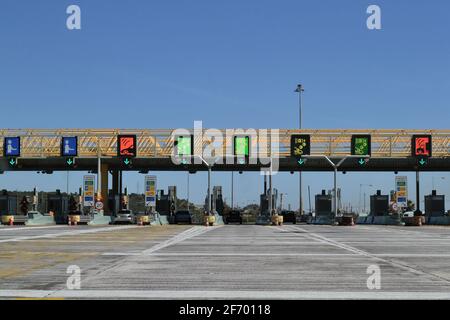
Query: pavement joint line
xmin=282 ymin=225 xmax=450 ymax=284
xmin=72 ymin=226 xmax=221 ymax=293
xmin=141 ymin=226 xmax=222 ymax=255
xmin=101 ymin=252 xmax=450 ymax=257
xmin=2 ymin=290 xmax=450 ymax=300
xmin=0 ymin=225 xmax=138 ymax=244
xmin=0 ymin=226 xmax=65 ymax=232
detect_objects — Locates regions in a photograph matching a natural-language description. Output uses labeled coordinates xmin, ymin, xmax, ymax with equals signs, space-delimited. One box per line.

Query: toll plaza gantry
xmin=0 ymin=129 xmax=449 ymax=214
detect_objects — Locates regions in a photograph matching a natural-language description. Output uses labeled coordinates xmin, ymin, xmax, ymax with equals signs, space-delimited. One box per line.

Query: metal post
xmin=187 ymin=173 xmax=190 ymax=212
xmin=334 ymin=167 xmax=338 ymax=218
xmin=308 ymin=185 xmax=312 ymax=215
xmin=97 ymin=157 xmax=101 ymax=197
xmin=415 ymin=171 xmax=421 ymax=214
xmin=296 ymin=84 xmax=304 ymax=217
xmin=231 ymin=171 xmax=234 ymax=209
xmin=208 ymin=166 xmax=211 ymax=215
xmin=269 ymin=166 xmax=273 ymax=215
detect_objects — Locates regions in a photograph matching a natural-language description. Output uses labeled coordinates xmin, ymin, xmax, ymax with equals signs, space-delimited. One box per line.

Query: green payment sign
xmin=234 ymin=136 xmax=249 ymax=156
xmin=351 ymin=135 xmax=371 ymax=156
xmin=176 ymin=136 xmax=192 ymax=156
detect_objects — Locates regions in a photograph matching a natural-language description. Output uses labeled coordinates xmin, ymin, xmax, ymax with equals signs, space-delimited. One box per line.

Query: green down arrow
xmin=419 ymin=158 xmax=426 ymax=166
xmin=9 ymin=159 xmax=16 ymax=166
xmin=124 ymin=158 xmax=130 ymax=165
xmin=67 ymin=158 xmax=73 ymax=165
xmin=298 ymin=159 xmax=305 ymax=165
xmin=358 ymin=158 xmax=365 ymax=165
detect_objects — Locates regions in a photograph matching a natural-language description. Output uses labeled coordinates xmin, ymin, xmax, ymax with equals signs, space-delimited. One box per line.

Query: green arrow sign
xmin=67 ymin=158 xmax=74 ymax=166
xmin=123 ymin=158 xmax=130 ymax=165
xmin=358 ymin=158 xmax=366 ymax=166
xmin=419 ymin=158 xmax=426 ymax=166
xmin=9 ymin=158 xmax=16 ymax=166
xmin=298 ymin=159 xmax=305 ymax=165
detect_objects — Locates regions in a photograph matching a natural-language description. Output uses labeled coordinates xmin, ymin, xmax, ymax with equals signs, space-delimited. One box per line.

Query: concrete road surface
xmin=1 ymin=224 xmax=450 ymax=299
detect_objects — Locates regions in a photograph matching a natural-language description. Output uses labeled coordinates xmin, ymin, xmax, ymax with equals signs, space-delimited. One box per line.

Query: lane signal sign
xmin=61 ymin=137 xmax=78 ymax=157
xmin=291 ymin=135 xmax=311 ymax=158
xmin=118 ymin=135 xmax=137 ymax=157
xmin=412 ymin=135 xmax=432 ymax=158
xmin=3 ymin=137 xmax=20 ymax=157
xmin=174 ymin=135 xmax=193 ymax=156
xmin=351 ymin=135 xmax=371 ymax=156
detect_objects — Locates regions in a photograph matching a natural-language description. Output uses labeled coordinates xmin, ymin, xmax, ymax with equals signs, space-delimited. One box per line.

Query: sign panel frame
xmin=290 ymin=134 xmax=311 ymax=158
xmin=174 ymin=135 xmax=194 ymax=157
xmin=117 ymin=135 xmax=137 ymax=158
xmin=145 ymin=175 xmax=157 ymax=207
xmin=233 ymin=136 xmax=250 ymax=157
xmin=3 ymin=137 xmax=20 ymax=157
xmin=411 ymin=135 xmax=432 ymax=158
xmin=61 ymin=137 xmax=78 ymax=157
xmin=83 ymin=175 xmax=96 ymax=207
xmin=351 ymin=135 xmax=371 ymax=156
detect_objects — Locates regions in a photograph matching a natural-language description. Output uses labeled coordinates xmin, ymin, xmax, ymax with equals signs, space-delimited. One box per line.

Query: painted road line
xmin=0 ymin=225 xmax=138 ymax=243
xmin=141 ymin=226 xmax=222 ymax=255
xmin=283 ymin=225 xmax=450 ymax=283
xmin=0 ymin=226 xmax=65 ymax=232
xmin=1 ymin=289 xmax=450 ymax=300
xmin=102 ymin=252 xmax=360 ymax=257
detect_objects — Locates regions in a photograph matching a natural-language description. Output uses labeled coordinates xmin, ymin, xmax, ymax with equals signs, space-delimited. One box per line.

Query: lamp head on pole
xmin=294 ymin=84 xmax=304 ymax=92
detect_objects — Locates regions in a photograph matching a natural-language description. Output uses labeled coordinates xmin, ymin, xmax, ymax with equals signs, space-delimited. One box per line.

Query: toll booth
xmin=0 ymin=190 xmax=17 ymax=215
xmin=108 ymin=193 xmax=120 ymax=215
xmin=315 ymin=190 xmax=332 ymax=217
xmin=47 ymin=190 xmax=69 ymax=224
xmin=213 ymin=186 xmax=224 ymax=215
xmin=425 ymin=190 xmax=445 ymax=217
xmin=370 ymin=190 xmax=389 ymax=216
xmin=156 ymin=187 xmax=177 ymax=215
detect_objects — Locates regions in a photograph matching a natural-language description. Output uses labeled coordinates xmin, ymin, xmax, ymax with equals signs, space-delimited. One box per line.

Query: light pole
xmin=231 ymin=171 xmax=234 ymax=209
xmin=432 ymin=176 xmax=445 ymax=191
xmin=187 ymin=172 xmax=190 ymax=211
xmin=359 ymin=184 xmax=373 ymax=213
xmin=295 ymin=84 xmax=304 ymax=216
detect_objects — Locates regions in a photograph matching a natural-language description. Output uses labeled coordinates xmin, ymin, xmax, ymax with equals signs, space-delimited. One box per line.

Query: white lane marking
xmin=0 ymin=225 xmax=63 ymax=232
xmin=141 ymin=226 xmax=221 ymax=254
xmin=280 ymin=225 xmax=450 ymax=282
xmin=102 ymin=252 xmax=450 ymax=258
xmin=2 ymin=290 xmax=450 ymax=300
xmin=102 ymin=252 xmax=359 ymax=257
xmin=0 ymin=226 xmax=138 ymax=243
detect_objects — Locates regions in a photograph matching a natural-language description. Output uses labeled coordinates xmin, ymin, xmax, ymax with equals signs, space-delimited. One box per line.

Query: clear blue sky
xmin=0 ymin=0 xmax=449 ymax=210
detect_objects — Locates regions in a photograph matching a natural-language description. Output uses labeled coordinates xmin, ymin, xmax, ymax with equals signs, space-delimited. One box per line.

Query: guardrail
xmin=0 ymin=129 xmax=448 ymax=158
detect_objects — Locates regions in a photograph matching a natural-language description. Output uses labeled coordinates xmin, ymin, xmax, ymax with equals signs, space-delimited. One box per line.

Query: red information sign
xmin=412 ymin=135 xmax=432 ymax=157
xmin=117 ymin=135 xmax=137 ymax=157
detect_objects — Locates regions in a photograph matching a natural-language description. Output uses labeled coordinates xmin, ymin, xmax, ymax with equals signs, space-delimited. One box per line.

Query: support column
xmin=101 ymin=162 xmax=109 ymax=214
xmin=112 ymin=170 xmax=119 ymax=196
xmin=415 ymin=171 xmax=422 ymax=215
